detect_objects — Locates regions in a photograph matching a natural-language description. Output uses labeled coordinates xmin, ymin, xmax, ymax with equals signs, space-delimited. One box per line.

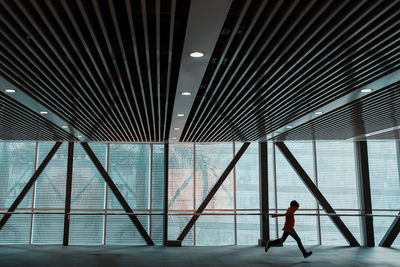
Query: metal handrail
xmin=1 ymin=212 xmax=399 ymax=217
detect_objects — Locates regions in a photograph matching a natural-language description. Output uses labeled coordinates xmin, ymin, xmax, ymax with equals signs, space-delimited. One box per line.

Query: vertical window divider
xmin=193 ymin=143 xmax=196 ymax=246
xmin=149 ymin=143 xmax=153 ymax=238
xmin=272 ymin=142 xmax=278 ymax=238
xmin=313 ymin=140 xmax=322 ymax=245
xmin=29 ymin=140 xmax=39 ymax=244
xmin=104 ymin=143 xmax=110 ymax=245
xmin=233 ymin=142 xmax=237 ymax=245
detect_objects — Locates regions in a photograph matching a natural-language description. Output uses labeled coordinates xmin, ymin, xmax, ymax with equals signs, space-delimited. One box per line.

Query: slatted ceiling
xmin=0 ymin=93 xmax=76 ymax=141
xmin=368 ymin=130 xmax=400 ymax=140
xmin=0 ymin=0 xmax=189 ymax=142
xmin=273 ymin=82 xmax=400 ymax=141
xmin=1 ymin=0 xmax=400 ymax=142
xmin=181 ymin=0 xmax=400 ymax=142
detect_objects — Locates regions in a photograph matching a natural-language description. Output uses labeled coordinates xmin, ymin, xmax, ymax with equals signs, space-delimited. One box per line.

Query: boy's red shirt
xmin=282 ymin=206 xmax=296 ymax=232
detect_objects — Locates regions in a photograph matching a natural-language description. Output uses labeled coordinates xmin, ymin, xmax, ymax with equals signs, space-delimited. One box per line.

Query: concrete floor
xmin=0 ymin=245 xmax=399 ymax=267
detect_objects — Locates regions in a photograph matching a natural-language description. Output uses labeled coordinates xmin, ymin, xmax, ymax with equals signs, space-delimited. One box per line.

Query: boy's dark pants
xmin=268 ymin=230 xmax=307 ymax=255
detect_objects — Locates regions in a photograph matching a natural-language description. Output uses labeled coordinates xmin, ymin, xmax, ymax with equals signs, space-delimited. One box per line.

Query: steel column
xmin=355 ymin=141 xmax=374 ymax=246
xmin=163 ymin=143 xmax=169 ymax=245
xmin=81 ymin=142 xmax=154 ymax=245
xmin=63 ymin=142 xmax=74 ymax=246
xmin=258 ymin=142 xmax=269 ymax=246
xmin=177 ymin=142 xmax=250 ymax=242
xmin=379 ymin=140 xmax=400 ymax=247
xmin=0 ymin=142 xmax=62 ymax=231
xmin=275 ymin=142 xmax=360 ymax=246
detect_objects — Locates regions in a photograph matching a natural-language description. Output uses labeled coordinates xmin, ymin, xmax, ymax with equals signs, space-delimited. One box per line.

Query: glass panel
xmin=316 ymin=141 xmax=360 ymax=245
xmin=0 ymin=141 xmax=36 ymax=244
xmin=235 ymin=143 xmax=259 ymax=245
xmin=0 ymin=141 xmax=36 ymax=210
xmin=0 ymin=214 xmax=31 ymax=244
xmin=32 ymin=211 xmax=64 ymax=244
xmin=368 ymin=141 xmax=400 ymax=246
xmin=106 ymin=143 xmax=150 ymax=245
xmin=32 ymin=142 xmax=68 ymax=244
xmin=69 ymin=212 xmax=104 ymax=245
xmin=69 ymin=143 xmax=107 ymax=245
xmin=168 ymin=144 xmax=194 ymax=245
xmin=151 ymin=144 xmax=164 ymax=245
xmin=268 ymin=142 xmax=277 ymax=239
xmin=195 ymin=143 xmax=234 ymax=245
xmin=275 ymin=141 xmax=318 ymax=245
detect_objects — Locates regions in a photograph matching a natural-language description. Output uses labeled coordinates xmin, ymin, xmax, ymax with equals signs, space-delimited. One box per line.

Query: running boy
xmin=265 ymin=200 xmax=312 ymax=258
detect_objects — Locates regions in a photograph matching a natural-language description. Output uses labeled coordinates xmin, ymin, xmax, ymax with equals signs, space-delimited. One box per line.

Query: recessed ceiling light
xmin=286 ymin=126 xmax=293 ymax=129
xmin=62 ymin=126 xmax=68 ymax=128
xmin=361 ymin=88 xmax=373 ymax=93
xmin=314 ymin=111 xmax=324 ymax=115
xmin=5 ymin=89 xmax=15 ymax=93
xmin=40 ymin=111 xmax=48 ymax=114
xmin=181 ymin=91 xmax=192 ymax=96
xmin=77 ymin=135 xmax=82 ymax=138
xmin=172 ymin=137 xmax=177 ymax=140
xmin=177 ymin=113 xmax=184 ymax=117
xmin=365 ymin=134 xmax=371 ymax=137
xmin=174 ymin=127 xmax=180 ymax=130
xmin=189 ymin=51 xmax=205 ymax=58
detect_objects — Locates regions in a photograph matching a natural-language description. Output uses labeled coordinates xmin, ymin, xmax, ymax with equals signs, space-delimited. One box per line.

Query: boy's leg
xmin=288 ymin=231 xmax=307 ymax=256
xmin=267 ymin=231 xmax=289 ymax=247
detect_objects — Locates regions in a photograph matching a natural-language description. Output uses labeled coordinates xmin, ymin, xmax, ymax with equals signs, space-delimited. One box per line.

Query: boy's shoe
xmin=304 ymin=251 xmax=312 ymax=258
xmin=264 ymin=241 xmax=269 ymax=253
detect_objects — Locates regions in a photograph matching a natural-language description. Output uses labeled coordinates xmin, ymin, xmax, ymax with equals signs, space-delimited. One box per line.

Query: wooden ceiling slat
xmin=227 ymin=63 xmax=400 ymax=142
xmin=126 ymin=0 xmax=152 ymax=141
xmin=187 ymin=0 xmax=395 ymax=140
xmin=140 ymin=0 xmax=157 ymax=141
xmin=54 ymin=0 xmax=122 ymax=141
xmin=108 ymin=0 xmax=144 ymax=142
xmin=162 ymin=0 xmax=176 ymax=141
xmin=17 ymin=0 xmax=117 ymax=141
xmin=71 ymin=0 xmax=128 ymax=141
xmin=0 ymin=94 xmax=77 ymax=141
xmin=156 ymin=0 xmax=161 ymax=142
xmin=273 ymin=84 xmax=400 ymax=140
xmin=194 ymin=0 xmax=324 ymax=142
xmin=92 ymin=0 xmax=137 ymax=141
xmin=181 ymin=0 xmax=253 ymax=141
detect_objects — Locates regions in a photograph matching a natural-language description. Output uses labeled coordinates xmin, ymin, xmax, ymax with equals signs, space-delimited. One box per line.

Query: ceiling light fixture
xmin=62 ymin=126 xmax=68 ymax=128
xmin=314 ymin=111 xmax=324 ymax=115
xmin=40 ymin=111 xmax=48 ymax=114
xmin=177 ymin=113 xmax=185 ymax=117
xmin=77 ymin=135 xmax=82 ymax=138
xmin=361 ymin=88 xmax=373 ymax=93
xmin=286 ymin=126 xmax=293 ymax=129
xmin=189 ymin=51 xmax=205 ymax=58
xmin=5 ymin=89 xmax=15 ymax=93
xmin=181 ymin=91 xmax=192 ymax=96
xmin=172 ymin=137 xmax=177 ymax=140
xmin=174 ymin=127 xmax=180 ymax=130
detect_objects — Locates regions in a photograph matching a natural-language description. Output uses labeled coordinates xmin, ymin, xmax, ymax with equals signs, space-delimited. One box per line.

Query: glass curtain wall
xmin=167 ymin=142 xmax=260 ymax=245
xmin=0 ymin=140 xmax=399 ymax=246
xmin=0 ymin=141 xmax=164 ymax=245
xmin=368 ymin=140 xmax=400 ymax=246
